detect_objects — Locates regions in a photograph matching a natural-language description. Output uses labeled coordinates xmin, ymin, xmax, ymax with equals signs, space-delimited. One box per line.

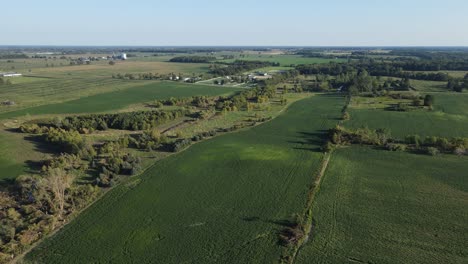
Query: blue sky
xmin=2 ymin=0 xmax=468 ymax=46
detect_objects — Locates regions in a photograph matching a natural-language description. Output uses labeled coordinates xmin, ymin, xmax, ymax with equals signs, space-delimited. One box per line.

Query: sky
xmin=1 ymin=0 xmax=468 ymax=46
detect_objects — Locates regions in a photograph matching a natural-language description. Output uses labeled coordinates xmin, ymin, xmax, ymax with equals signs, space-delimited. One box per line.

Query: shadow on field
xmin=23 ymin=134 xmax=62 ymax=155
xmin=289 ymin=130 xmax=328 ymax=152
xmin=241 ymin=216 xmax=297 ymax=227
xmin=0 ymin=178 xmax=15 ymax=190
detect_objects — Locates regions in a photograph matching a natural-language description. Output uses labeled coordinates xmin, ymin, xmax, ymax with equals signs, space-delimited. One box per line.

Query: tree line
xmin=169 ymin=56 xmax=217 ymax=63
xmin=21 ymin=109 xmax=190 ymax=134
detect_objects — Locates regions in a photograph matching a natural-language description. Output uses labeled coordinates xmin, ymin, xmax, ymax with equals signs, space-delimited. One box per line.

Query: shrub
xmin=342 ymin=111 xmax=350 ymax=121
xmin=321 ymin=141 xmax=334 ymax=152
xmin=424 ymin=94 xmax=434 ymax=107
xmin=386 ymin=143 xmax=407 ymax=152
xmin=453 ymin=147 xmax=466 ymax=156
xmin=426 ymin=147 xmax=439 ymax=156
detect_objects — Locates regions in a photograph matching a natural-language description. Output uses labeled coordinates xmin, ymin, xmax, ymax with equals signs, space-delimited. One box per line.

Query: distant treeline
xmin=296 ymin=62 xmax=453 ymax=81
xmin=169 ymin=56 xmax=217 ymax=63
xmin=210 ymin=60 xmax=279 ymax=76
xmin=0 ymin=53 xmax=29 ymax=59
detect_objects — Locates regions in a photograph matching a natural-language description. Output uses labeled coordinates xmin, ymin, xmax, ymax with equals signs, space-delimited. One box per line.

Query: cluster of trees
xmin=94 ymin=138 xmax=142 ymax=187
xmin=1 ymin=125 xmax=153 ymax=258
xmin=327 ymin=125 xmax=467 ymax=156
xmin=112 ymin=72 xmax=160 ymax=80
xmin=210 ymin=60 xmax=278 ymax=76
xmin=169 ymin=56 xmax=217 ymax=63
xmin=447 ymin=75 xmax=468 ymax=93
xmin=0 ymin=169 xmax=100 ymax=260
xmin=213 ymin=85 xmax=277 ymax=112
xmin=153 ymin=96 xmax=213 ymax=108
xmin=0 ymin=144 xmax=104 ymax=260
xmin=128 ymin=128 xmax=169 ymax=152
xmin=20 ymin=109 xmax=190 ymax=133
xmin=44 ymin=128 xmax=96 ymax=158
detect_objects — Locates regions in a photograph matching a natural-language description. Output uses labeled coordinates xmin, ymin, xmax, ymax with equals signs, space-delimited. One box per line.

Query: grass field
xmin=347 ymin=93 xmax=468 ymax=138
xmin=25 ymin=94 xmax=345 ymax=264
xmin=0 ymin=82 xmax=240 ymax=120
xmin=296 ymin=147 xmax=468 ymax=264
xmin=0 ymin=125 xmax=53 ymax=182
xmin=410 ymin=79 xmax=449 ymax=92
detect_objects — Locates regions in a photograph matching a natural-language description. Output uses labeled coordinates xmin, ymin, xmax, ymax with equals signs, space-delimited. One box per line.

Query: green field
xmin=347 ymin=93 xmax=468 ymax=138
xmin=25 ymin=95 xmax=345 ymax=263
xmin=0 ymin=82 xmax=240 ymax=120
xmin=411 ymin=79 xmax=448 ymax=92
xmin=297 ymin=147 xmax=468 ymax=264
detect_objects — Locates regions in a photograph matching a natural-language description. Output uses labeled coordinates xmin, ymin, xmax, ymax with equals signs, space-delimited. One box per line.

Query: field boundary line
xmin=286 ymin=150 xmax=333 ymax=264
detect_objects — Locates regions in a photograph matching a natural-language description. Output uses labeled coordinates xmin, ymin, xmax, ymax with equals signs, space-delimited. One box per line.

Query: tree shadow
xmin=23 ymin=134 xmax=62 ymax=155
xmin=289 ymin=130 xmax=329 ymax=152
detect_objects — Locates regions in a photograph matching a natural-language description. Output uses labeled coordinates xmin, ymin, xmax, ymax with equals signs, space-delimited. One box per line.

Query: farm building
xmin=0 ymin=72 xmax=22 ymax=77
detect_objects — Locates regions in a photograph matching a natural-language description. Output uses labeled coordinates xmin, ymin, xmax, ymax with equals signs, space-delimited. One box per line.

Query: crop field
xmin=0 ymin=78 xmax=146 ymax=111
xmin=0 ymin=82 xmax=240 ymax=120
xmin=296 ymin=147 xmax=468 ymax=264
xmin=25 ymin=95 xmax=345 ymax=263
xmin=346 ymin=93 xmax=468 ymax=138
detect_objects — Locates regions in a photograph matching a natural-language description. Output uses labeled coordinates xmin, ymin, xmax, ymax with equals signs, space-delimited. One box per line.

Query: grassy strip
xmin=282 ymin=151 xmax=333 ymax=264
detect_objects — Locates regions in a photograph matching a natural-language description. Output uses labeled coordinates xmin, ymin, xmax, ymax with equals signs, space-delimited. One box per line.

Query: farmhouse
xmin=0 ymin=72 xmax=22 ymax=77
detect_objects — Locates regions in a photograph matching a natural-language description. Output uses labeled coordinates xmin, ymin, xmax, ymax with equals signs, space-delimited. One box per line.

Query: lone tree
xmin=47 ymin=168 xmax=74 ymax=219
xmin=109 ymin=60 xmax=115 ymax=66
xmin=424 ymin=94 xmax=435 ymax=107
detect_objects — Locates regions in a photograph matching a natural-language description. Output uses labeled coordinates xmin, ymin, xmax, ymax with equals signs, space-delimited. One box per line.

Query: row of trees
xmin=296 ymin=62 xmax=452 ymax=82
xmin=169 ymin=56 xmax=217 ymax=63
xmin=327 ymin=125 xmax=467 ymax=156
xmin=21 ymin=109 xmax=190 ymax=134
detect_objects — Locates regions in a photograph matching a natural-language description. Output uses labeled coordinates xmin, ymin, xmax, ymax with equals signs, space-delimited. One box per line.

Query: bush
xmin=453 ymin=147 xmax=466 ymax=156
xmin=386 ymin=143 xmax=407 ymax=152
xmin=426 ymin=147 xmax=439 ymax=156
xmin=321 ymin=141 xmax=334 ymax=152
xmin=342 ymin=111 xmax=350 ymax=121
xmin=424 ymin=94 xmax=434 ymax=107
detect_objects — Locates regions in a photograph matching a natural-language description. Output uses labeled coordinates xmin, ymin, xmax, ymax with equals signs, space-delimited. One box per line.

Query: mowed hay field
xmin=347 ymin=93 xmax=468 ymax=138
xmin=297 ymin=147 xmax=468 ymax=264
xmin=0 ymin=82 xmax=240 ymax=119
xmin=25 ymin=95 xmax=345 ymax=263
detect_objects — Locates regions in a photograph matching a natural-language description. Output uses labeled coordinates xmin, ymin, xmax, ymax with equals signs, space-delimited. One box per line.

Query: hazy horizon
xmin=2 ymin=0 xmax=468 ymax=46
